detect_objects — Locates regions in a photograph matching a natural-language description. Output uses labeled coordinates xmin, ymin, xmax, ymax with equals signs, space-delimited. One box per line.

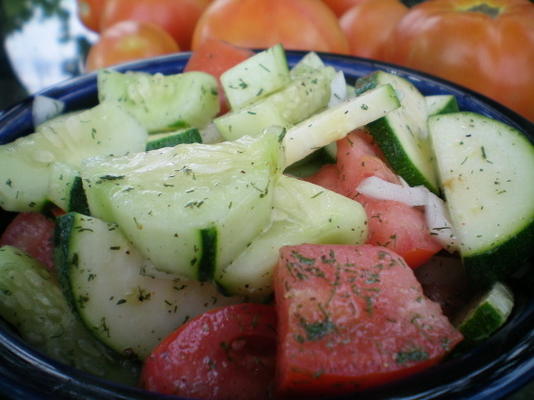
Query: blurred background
xmin=0 ymin=1 xmax=532 ymax=397
xmin=0 ymin=0 xmax=532 ymax=120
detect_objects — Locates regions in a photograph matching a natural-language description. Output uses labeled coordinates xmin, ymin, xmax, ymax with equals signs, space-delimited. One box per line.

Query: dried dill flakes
xmin=299 ymin=316 xmax=336 ymax=342
xmin=290 ymin=251 xmax=316 ymax=265
xmin=394 ymin=348 xmax=429 ymax=365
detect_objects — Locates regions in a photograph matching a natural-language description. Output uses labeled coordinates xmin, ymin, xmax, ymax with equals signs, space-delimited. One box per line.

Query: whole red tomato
xmin=85 ymin=20 xmax=179 ymax=72
xmin=340 ymin=0 xmax=410 ymax=61
xmin=192 ymin=0 xmax=349 ymax=54
xmin=100 ymin=0 xmax=211 ymax=51
xmin=76 ymin=0 xmax=107 ymax=32
xmin=384 ymin=0 xmax=534 ymax=121
xmin=322 ymin=0 xmax=367 ymax=16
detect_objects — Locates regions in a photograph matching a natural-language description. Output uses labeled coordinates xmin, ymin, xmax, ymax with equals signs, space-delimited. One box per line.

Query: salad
xmin=0 ymin=42 xmax=532 ymax=400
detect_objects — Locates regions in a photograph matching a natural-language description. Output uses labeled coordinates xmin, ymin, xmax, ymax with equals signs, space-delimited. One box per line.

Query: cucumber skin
xmin=464 ymin=220 xmax=534 ymax=287
xmin=366 ymin=117 xmax=439 ymax=194
xmin=68 ymin=176 xmax=90 ymax=215
xmin=145 ymin=128 xmax=202 ymax=151
xmin=54 ymin=212 xmax=80 ymax=314
xmin=198 ymin=227 xmax=217 ymax=282
xmin=459 ymin=301 xmax=503 ymax=342
xmin=355 ymin=72 xmax=439 ymax=194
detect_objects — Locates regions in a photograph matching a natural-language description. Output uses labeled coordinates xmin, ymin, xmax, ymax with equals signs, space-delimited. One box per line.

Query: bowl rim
xmin=0 ymin=50 xmax=532 ymax=400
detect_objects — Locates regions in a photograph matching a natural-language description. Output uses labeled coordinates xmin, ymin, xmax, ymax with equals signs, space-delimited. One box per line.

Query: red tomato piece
xmin=141 ymin=303 xmax=277 ymax=400
xmin=302 ymin=163 xmax=340 ymax=194
xmin=337 ymin=129 xmax=398 ymax=197
xmin=361 ymin=196 xmax=442 ymax=268
xmin=274 ymin=244 xmax=463 ymax=397
xmin=323 ymin=0 xmax=368 ymax=17
xmin=0 ymin=212 xmax=55 ymax=270
xmin=184 ymin=39 xmax=254 ymax=114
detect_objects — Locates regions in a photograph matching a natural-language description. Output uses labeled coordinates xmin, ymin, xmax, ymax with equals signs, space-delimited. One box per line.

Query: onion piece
xmin=357 ymin=176 xmax=427 ymax=206
xmin=199 ymin=122 xmax=223 ymax=144
xmin=328 ymin=70 xmax=347 ymax=108
xmin=32 ymin=95 xmax=65 ymax=128
xmin=357 ymin=176 xmax=459 ymax=252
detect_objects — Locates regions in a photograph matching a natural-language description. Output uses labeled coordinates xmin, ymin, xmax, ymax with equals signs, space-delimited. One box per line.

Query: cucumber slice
xmin=215 ymin=175 xmax=367 ymax=299
xmin=215 ymin=65 xmax=335 ymax=141
xmin=98 ymin=70 xmax=219 ymax=132
xmin=0 ymin=103 xmax=147 ymax=212
xmin=429 ymin=112 xmax=534 ymax=285
xmin=0 ymin=245 xmax=140 ymax=384
xmin=145 ymin=127 xmax=202 ymax=151
xmin=82 ymin=132 xmax=282 ymax=280
xmin=47 ymin=162 xmax=89 ymax=214
xmin=355 ymin=71 xmax=439 ymax=193
xmin=221 ymin=44 xmax=290 ymax=110
xmin=454 ymin=281 xmax=514 ymax=343
xmin=55 ymin=213 xmax=243 ymax=360
xmin=425 ymin=95 xmax=459 ymax=116
xmin=282 ymin=83 xmax=400 ymax=168
xmin=214 ymin=100 xmax=291 ymax=141
xmin=290 ymin=51 xmax=325 ymax=75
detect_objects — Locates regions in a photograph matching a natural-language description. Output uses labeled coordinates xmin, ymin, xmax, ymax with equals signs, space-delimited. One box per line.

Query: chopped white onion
xmin=357 ymin=176 xmax=459 ymax=252
xmin=425 ymin=192 xmax=459 ymax=253
xmin=328 ymin=70 xmax=347 ymax=108
xmin=32 ymin=95 xmax=65 ymax=127
xmin=357 ymin=176 xmax=427 ymax=206
xmin=199 ymin=122 xmax=223 ymax=144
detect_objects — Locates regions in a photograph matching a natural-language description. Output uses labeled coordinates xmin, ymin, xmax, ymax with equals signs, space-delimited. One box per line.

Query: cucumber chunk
xmin=82 ymin=132 xmax=283 ymax=280
xmin=290 ymin=51 xmax=325 ymax=75
xmin=0 ymin=103 xmax=147 ymax=212
xmin=215 ymin=175 xmax=368 ymax=299
xmin=221 ymin=44 xmax=290 ymax=110
xmin=214 ymin=101 xmax=291 ymax=141
xmin=145 ymin=127 xmax=202 ymax=151
xmin=98 ymin=70 xmax=219 ymax=132
xmin=282 ymin=83 xmax=400 ymax=168
xmin=454 ymin=281 xmax=514 ymax=343
xmin=429 ymin=112 xmax=534 ymax=285
xmin=47 ymin=162 xmax=89 ymax=214
xmin=355 ymin=71 xmax=439 ymax=193
xmin=55 ymin=213 xmax=243 ymax=360
xmin=0 ymin=245 xmax=140 ymax=384
xmin=215 ymin=64 xmax=335 ymax=141
xmin=426 ymin=95 xmax=459 ymax=116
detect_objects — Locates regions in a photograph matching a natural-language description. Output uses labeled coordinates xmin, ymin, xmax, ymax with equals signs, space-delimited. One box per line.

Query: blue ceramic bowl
xmin=0 ymin=52 xmax=532 ymax=400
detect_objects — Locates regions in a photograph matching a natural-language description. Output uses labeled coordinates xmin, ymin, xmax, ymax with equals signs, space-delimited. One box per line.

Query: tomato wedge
xmin=274 ymin=244 xmax=463 ymax=397
xmin=141 ymin=303 xmax=277 ymax=400
xmin=0 ymin=212 xmax=55 ymax=270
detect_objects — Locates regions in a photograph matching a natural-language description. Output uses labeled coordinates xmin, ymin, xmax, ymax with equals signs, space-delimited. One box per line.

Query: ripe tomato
xmin=100 ymin=0 xmax=211 ymax=51
xmin=274 ymin=244 xmax=462 ymax=397
xmin=340 ymin=0 xmax=410 ymax=61
xmin=383 ymin=0 xmax=534 ymax=121
xmin=192 ymin=0 xmax=350 ymax=54
xmin=76 ymin=0 xmax=106 ymax=32
xmin=0 ymin=212 xmax=55 ymax=270
xmin=184 ymin=39 xmax=254 ymax=114
xmin=85 ymin=20 xmax=179 ymax=72
xmin=322 ymin=0 xmax=367 ymax=16
xmin=141 ymin=303 xmax=277 ymax=400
